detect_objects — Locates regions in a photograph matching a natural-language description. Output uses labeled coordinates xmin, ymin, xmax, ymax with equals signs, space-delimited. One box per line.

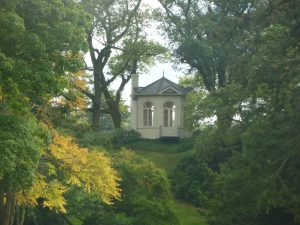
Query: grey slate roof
xmin=134 ymin=77 xmax=192 ymax=96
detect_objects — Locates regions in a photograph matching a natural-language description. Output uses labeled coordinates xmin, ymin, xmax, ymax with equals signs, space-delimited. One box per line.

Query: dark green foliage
xmin=161 ymin=1 xmax=300 ymax=224
xmin=209 ymin=111 xmax=300 ymax=225
xmin=171 ymin=152 xmax=215 ymax=207
xmin=83 ymin=211 xmax=133 ymax=225
xmin=24 ymin=205 xmax=66 ymax=225
xmin=110 ymin=129 xmax=141 ymax=146
xmin=0 ymin=1 xmax=87 ymax=224
xmin=171 ymin=125 xmax=237 ymax=207
xmin=112 ymin=151 xmax=179 ymax=225
xmin=176 ymin=137 xmax=195 ymax=152
xmin=79 ymin=131 xmax=113 ymax=149
xmin=0 ymin=0 xmax=87 ymax=112
xmin=66 ymin=150 xmax=179 ymax=225
xmin=0 ymin=114 xmax=48 ymax=189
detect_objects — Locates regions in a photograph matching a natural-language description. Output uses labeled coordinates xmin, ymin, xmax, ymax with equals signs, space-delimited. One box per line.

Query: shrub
xmin=176 ymin=137 xmax=195 ymax=152
xmin=83 ymin=211 xmax=133 ymax=225
xmin=79 ymin=131 xmax=112 ymax=149
xmin=111 ymin=129 xmax=141 ymax=146
xmin=113 ymin=150 xmax=179 ymax=225
xmin=171 ymin=152 xmax=216 ymax=207
xmin=78 ymin=129 xmax=141 ymax=149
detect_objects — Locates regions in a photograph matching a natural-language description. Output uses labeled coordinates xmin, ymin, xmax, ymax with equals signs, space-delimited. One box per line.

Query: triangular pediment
xmin=134 ymin=77 xmax=192 ymax=96
xmin=159 ymin=87 xmax=180 ymax=94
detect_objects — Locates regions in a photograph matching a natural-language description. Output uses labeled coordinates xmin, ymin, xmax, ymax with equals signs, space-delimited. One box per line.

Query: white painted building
xmin=130 ymin=74 xmax=192 ymax=139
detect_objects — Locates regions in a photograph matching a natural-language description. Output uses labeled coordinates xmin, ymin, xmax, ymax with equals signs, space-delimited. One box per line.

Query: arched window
xmin=163 ymin=101 xmax=176 ymax=127
xmin=143 ymin=102 xmax=154 ymax=127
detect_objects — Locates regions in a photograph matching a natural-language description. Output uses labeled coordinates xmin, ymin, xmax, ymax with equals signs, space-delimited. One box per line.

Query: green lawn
xmin=125 ymin=139 xmax=192 ymax=174
xmin=172 ymin=200 xmax=207 ymax=225
xmin=132 ymin=148 xmax=183 ymax=174
xmin=125 ymin=139 xmax=180 ymax=152
xmin=125 ymin=139 xmax=207 ymax=225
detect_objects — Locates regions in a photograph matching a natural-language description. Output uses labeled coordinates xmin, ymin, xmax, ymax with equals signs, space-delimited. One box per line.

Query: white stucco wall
xmin=131 ymin=95 xmax=190 ymax=139
xmin=130 ymin=99 xmax=137 ymax=130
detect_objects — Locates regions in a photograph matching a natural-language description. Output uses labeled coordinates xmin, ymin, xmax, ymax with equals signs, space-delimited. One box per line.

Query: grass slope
xmin=172 ymin=200 xmax=207 ymax=225
xmin=125 ymin=139 xmax=207 ymax=225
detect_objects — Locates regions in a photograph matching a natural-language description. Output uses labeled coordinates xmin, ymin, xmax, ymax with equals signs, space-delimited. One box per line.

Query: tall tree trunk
xmin=8 ymin=191 xmax=15 ymax=225
xmin=2 ymin=188 xmax=15 ymax=225
xmin=0 ymin=180 xmax=4 ymax=224
xmin=92 ymin=69 xmax=102 ymax=131
xmin=111 ymin=108 xmax=122 ymax=129
xmin=17 ymin=207 xmax=25 ymax=225
xmin=14 ymin=204 xmax=19 ymax=225
xmin=8 ymin=198 xmax=15 ymax=225
xmin=92 ymin=98 xmax=101 ymax=131
xmin=13 ymin=202 xmax=25 ymax=225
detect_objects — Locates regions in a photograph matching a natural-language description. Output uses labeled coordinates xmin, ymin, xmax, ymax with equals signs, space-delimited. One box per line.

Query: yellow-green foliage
xmin=18 ymin=131 xmax=121 ymax=213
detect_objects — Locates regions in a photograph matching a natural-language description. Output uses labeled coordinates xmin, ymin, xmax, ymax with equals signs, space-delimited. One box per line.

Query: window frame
xmin=143 ymin=101 xmax=154 ymax=127
xmin=163 ymin=101 xmax=176 ymax=127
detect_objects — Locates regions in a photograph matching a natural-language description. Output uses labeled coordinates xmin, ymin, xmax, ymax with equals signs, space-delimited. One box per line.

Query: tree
xmin=0 ymin=114 xmax=48 ymax=225
xmin=0 ymin=1 xmax=122 ymax=224
xmin=0 ymin=0 xmax=87 ymax=224
xmin=10 ymin=130 xmax=121 ymax=225
xmin=79 ymin=0 xmax=167 ymax=130
xmin=207 ymin=1 xmax=300 ymax=224
xmin=178 ymin=75 xmax=208 ymax=129
xmin=0 ymin=0 xmax=87 ymax=113
xmin=165 ymin=0 xmax=300 ymax=224
xmin=158 ymin=0 xmax=256 ymax=130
